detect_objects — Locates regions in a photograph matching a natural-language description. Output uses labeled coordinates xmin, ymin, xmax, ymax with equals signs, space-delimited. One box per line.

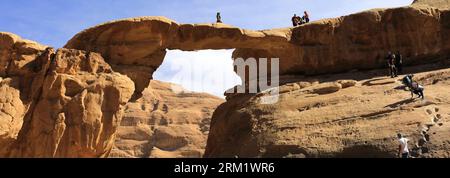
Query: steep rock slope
xmin=205 ymin=62 xmax=450 ymax=158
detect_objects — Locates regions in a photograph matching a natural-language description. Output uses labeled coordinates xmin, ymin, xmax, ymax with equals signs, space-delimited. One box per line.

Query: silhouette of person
xmin=303 ymin=11 xmax=310 ymax=23
xmin=216 ymin=12 xmax=222 ymax=23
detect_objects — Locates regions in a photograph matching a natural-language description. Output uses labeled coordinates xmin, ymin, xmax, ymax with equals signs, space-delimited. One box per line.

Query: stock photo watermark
xmin=169 ymin=57 xmax=280 ymax=104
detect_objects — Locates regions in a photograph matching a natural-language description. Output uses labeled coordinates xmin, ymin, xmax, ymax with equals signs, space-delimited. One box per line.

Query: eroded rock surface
xmin=0 ymin=32 xmax=135 ymax=157
xmin=413 ymin=0 xmax=450 ymax=9
xmin=110 ymin=80 xmax=224 ymax=158
xmin=205 ymin=63 xmax=450 ymax=158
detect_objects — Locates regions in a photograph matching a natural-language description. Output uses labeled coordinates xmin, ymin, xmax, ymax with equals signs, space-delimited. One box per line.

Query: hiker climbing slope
xmin=402 ymin=74 xmax=425 ymax=99
xmin=397 ymin=133 xmax=410 ymax=158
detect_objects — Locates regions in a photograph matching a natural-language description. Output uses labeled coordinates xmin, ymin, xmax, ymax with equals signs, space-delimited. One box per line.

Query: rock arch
xmin=65 ymin=6 xmax=450 ymax=98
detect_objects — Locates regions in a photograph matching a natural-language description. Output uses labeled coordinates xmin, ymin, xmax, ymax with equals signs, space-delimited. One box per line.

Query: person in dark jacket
xmin=402 ymin=74 xmax=425 ymax=99
xmin=395 ymin=51 xmax=403 ymax=74
xmin=216 ymin=12 xmax=222 ymax=23
xmin=386 ymin=52 xmax=398 ymax=78
xmin=292 ymin=14 xmax=300 ymax=26
xmin=303 ymin=11 xmax=310 ymax=23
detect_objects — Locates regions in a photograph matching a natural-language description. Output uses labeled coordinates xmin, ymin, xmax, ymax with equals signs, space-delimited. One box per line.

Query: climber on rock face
xmin=402 ymin=74 xmax=425 ymax=99
xmin=386 ymin=51 xmax=398 ymax=78
xmin=216 ymin=12 xmax=222 ymax=23
xmin=397 ymin=133 xmax=410 ymax=158
xmin=411 ymin=82 xmax=424 ymax=99
xmin=402 ymin=74 xmax=413 ymax=86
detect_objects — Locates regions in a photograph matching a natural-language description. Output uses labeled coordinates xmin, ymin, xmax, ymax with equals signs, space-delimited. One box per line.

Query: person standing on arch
xmin=216 ymin=12 xmax=222 ymax=23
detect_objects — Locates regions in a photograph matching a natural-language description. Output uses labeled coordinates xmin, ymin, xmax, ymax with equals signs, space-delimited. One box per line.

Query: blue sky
xmin=0 ymin=0 xmax=413 ymax=97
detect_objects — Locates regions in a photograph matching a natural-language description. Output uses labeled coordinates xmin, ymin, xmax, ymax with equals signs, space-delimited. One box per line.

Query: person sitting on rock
xmin=216 ymin=12 xmax=222 ymax=23
xmin=303 ymin=11 xmax=310 ymax=23
xmin=397 ymin=133 xmax=410 ymax=158
xmin=293 ymin=14 xmax=304 ymax=26
xmin=395 ymin=51 xmax=403 ymax=74
xmin=386 ymin=52 xmax=398 ymax=78
xmin=298 ymin=15 xmax=305 ymax=25
xmin=292 ymin=14 xmax=300 ymax=26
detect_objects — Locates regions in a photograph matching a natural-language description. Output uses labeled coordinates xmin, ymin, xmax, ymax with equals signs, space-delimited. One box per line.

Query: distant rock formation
xmin=110 ymin=80 xmax=223 ymax=158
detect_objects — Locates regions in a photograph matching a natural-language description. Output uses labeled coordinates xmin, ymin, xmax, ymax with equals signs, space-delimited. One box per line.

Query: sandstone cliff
xmin=0 ymin=32 xmax=135 ymax=157
xmin=0 ymin=32 xmax=48 ymax=156
xmin=110 ymin=80 xmax=223 ymax=158
xmin=205 ymin=62 xmax=450 ymax=158
xmin=413 ymin=0 xmax=450 ymax=9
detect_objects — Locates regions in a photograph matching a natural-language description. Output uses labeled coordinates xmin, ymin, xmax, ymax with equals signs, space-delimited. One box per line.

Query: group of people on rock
xmin=216 ymin=11 xmax=311 ymax=27
xmin=388 ymin=50 xmax=426 ymax=158
xmin=292 ymin=11 xmax=310 ymax=26
xmin=385 ymin=51 xmax=424 ymax=100
xmin=213 ymin=12 xmax=421 ymax=158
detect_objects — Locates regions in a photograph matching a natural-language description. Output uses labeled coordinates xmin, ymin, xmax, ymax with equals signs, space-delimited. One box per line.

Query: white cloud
xmin=153 ymin=50 xmax=241 ymax=98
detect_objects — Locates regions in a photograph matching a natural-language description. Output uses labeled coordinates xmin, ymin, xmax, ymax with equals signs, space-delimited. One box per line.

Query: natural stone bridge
xmin=65 ymin=5 xmax=450 ymax=96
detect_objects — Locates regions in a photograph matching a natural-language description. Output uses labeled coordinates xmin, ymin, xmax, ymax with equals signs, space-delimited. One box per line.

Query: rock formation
xmin=65 ymin=4 xmax=450 ymax=96
xmin=0 ymin=32 xmax=134 ymax=157
xmin=110 ymin=80 xmax=223 ymax=158
xmin=413 ymin=0 xmax=450 ymax=9
xmin=1 ymin=0 xmax=450 ymax=158
xmin=0 ymin=32 xmax=48 ymax=156
xmin=205 ymin=63 xmax=450 ymax=158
